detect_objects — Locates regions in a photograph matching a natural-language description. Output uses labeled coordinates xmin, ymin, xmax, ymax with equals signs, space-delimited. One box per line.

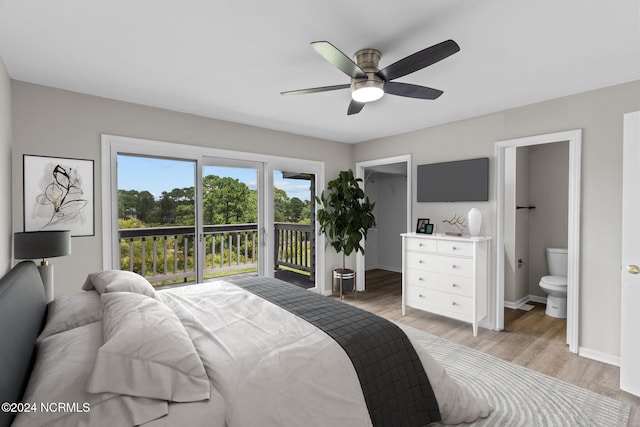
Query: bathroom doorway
xmin=502 ymin=142 xmax=569 ymax=340
xmin=495 ymin=130 xmax=582 ymax=353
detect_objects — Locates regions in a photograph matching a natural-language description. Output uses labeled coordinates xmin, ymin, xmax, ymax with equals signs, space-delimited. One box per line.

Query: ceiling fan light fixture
xmin=351 ymin=80 xmax=384 ymax=103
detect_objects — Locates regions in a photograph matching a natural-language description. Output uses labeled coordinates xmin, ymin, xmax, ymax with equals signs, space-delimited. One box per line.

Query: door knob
xmin=627 ymin=265 xmax=640 ymax=274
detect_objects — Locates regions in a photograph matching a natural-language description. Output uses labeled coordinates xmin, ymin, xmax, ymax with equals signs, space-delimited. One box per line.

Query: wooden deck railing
xmin=119 ymin=222 xmax=313 ymax=284
xmin=274 ymin=223 xmax=314 ymax=283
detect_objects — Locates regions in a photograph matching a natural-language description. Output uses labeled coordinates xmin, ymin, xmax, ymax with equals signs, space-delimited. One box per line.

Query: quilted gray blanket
xmin=231 ymin=276 xmax=441 ymax=427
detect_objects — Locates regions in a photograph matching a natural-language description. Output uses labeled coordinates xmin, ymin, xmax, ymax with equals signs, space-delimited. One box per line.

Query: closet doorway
xmin=356 ymin=155 xmax=412 ymax=291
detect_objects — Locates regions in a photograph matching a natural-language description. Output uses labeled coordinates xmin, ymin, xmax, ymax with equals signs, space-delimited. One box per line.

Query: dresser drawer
xmin=405 ymin=286 xmax=472 ymax=321
xmin=437 ymin=240 xmax=473 ymax=257
xmin=405 ymin=269 xmax=473 ymax=297
xmin=405 ymin=252 xmax=474 ymax=277
xmin=405 ymin=237 xmax=437 ymax=253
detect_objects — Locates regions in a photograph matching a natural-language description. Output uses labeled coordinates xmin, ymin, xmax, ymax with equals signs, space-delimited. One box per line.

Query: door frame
xmin=101 ymin=134 xmax=325 ymax=292
xmin=355 ymin=154 xmax=412 ymax=291
xmin=495 ymin=129 xmax=582 ymax=353
xmin=267 ymin=157 xmax=325 ymax=289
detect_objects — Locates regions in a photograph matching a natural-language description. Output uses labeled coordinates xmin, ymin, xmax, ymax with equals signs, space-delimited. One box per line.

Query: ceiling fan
xmin=281 ymin=39 xmax=460 ymax=115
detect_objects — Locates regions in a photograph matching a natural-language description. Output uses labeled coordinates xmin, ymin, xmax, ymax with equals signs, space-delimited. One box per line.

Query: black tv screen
xmin=417 ymin=157 xmax=489 ymax=202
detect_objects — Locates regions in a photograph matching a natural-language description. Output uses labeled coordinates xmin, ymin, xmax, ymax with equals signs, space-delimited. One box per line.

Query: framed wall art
xmin=23 ymin=154 xmax=95 ymax=236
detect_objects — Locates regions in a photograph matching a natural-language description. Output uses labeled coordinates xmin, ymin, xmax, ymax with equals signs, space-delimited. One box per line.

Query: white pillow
xmin=82 ymin=270 xmax=156 ymax=297
xmin=87 ymin=292 xmax=210 ymax=402
xmin=37 ymin=290 xmax=101 ymax=343
xmin=104 ymin=278 xmax=157 ymax=298
xmin=12 ymin=322 xmax=168 ymax=427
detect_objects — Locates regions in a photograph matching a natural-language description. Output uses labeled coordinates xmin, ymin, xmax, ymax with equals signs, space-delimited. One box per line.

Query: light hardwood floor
xmin=339 ymin=269 xmax=640 ymax=426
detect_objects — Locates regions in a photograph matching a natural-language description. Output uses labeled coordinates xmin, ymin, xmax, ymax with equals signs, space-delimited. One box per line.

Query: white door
xmin=621 ymin=110 xmax=640 ymax=397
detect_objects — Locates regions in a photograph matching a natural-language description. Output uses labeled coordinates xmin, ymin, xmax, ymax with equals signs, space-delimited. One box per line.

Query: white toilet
xmin=539 ymin=247 xmax=568 ymax=318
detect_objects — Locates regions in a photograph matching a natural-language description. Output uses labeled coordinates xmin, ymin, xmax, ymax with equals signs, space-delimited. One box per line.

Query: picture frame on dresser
xmin=416 ymin=218 xmax=430 ymax=233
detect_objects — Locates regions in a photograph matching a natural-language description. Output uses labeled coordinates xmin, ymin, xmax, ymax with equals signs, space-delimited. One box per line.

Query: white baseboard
xmin=504 ymin=295 xmax=530 ymax=310
xmin=579 ymin=347 xmax=620 ymax=367
xmin=503 ymin=294 xmax=547 ymax=309
xmin=528 ymin=295 xmax=547 ymax=304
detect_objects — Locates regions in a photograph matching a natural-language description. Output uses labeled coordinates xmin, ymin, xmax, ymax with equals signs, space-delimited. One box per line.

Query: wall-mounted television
xmin=417 ymin=157 xmax=489 ymax=202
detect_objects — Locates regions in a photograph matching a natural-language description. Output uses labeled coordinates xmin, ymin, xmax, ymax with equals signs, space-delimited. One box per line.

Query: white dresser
xmin=401 ymin=233 xmax=491 ymax=336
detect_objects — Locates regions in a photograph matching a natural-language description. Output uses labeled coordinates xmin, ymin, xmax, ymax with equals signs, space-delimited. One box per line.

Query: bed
xmin=0 ymin=261 xmax=491 ymax=427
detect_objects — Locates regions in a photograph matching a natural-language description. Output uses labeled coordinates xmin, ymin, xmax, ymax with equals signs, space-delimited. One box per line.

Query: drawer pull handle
xmin=451 ymin=265 xmax=458 ymax=269
xmin=452 ymin=283 xmax=458 ymax=287
xmin=418 ymin=277 xmax=425 ymax=281
xmin=419 ymin=294 xmax=425 ymax=298
xmin=419 ymin=260 xmax=425 ymax=264
xmin=419 ymin=243 xmax=424 ymax=247
xmin=452 ymin=302 xmax=458 ymax=306
xmin=452 ymin=246 xmax=458 ymax=250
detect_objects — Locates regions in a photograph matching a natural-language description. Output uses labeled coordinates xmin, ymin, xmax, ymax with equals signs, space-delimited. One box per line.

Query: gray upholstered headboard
xmin=0 ymin=261 xmax=47 ymax=427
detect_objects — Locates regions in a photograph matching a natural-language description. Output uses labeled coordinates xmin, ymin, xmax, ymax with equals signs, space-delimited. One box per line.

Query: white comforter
xmin=157 ymin=281 xmax=491 ymax=426
xmin=157 ymin=281 xmax=373 ymax=426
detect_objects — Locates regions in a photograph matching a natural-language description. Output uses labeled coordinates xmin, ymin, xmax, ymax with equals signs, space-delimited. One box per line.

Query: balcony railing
xmin=119 ymin=222 xmax=313 ymax=285
xmin=274 ymin=223 xmax=314 ymax=281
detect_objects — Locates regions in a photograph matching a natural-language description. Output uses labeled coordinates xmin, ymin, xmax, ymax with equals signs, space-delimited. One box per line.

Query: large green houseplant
xmin=316 ymin=169 xmax=376 ymax=294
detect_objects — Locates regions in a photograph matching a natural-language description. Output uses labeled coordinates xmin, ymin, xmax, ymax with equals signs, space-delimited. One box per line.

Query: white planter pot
xmin=468 ymin=208 xmax=482 ymax=236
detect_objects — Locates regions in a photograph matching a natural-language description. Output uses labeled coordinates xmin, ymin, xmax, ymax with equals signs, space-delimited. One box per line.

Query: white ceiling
xmin=1 ymin=0 xmax=639 ymax=144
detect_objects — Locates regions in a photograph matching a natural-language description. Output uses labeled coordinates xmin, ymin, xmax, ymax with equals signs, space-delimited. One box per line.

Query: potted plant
xmin=316 ymin=169 xmax=376 ymax=295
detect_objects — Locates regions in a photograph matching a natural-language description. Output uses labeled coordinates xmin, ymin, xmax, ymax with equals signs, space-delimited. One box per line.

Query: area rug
xmin=399 ymin=324 xmax=631 ymax=426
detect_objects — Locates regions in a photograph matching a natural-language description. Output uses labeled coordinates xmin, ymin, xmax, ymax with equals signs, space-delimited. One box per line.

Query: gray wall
xmin=514 ymin=147 xmax=531 ymax=301
xmin=7 ymin=72 xmax=640 ymax=358
xmin=0 ymin=57 xmax=11 ymax=275
xmin=364 ymin=173 xmax=406 ymax=272
xmin=353 ymin=79 xmax=640 ymax=358
xmin=10 ymin=81 xmax=352 ymax=296
xmin=504 ymin=146 xmax=531 ymax=304
xmin=528 ymin=142 xmax=569 ymax=297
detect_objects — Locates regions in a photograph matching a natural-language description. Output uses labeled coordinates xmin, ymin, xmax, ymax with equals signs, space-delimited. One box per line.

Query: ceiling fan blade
xmin=347 ymin=99 xmax=366 ymax=115
xmin=311 ymin=41 xmax=367 ymax=79
xmin=384 ymin=82 xmax=443 ymax=99
xmin=376 ymin=39 xmax=460 ymax=81
xmin=281 ymin=84 xmax=350 ymax=96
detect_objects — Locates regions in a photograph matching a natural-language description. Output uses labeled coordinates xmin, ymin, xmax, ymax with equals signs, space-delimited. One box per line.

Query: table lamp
xmin=14 ymin=230 xmax=71 ymax=302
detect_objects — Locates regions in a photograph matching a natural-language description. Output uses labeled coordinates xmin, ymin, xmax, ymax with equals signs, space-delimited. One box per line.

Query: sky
xmin=117 ymin=155 xmax=311 ymax=201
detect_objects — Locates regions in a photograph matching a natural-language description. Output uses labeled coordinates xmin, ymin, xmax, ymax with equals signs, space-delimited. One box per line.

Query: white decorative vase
xmin=468 ymin=208 xmax=482 ymax=237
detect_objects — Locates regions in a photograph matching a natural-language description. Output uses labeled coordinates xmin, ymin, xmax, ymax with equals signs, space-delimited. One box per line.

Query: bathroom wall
xmin=504 ymin=146 xmax=532 ymax=305
xmin=515 ymin=148 xmax=531 ymax=301
xmin=528 ymin=141 xmax=570 ymax=297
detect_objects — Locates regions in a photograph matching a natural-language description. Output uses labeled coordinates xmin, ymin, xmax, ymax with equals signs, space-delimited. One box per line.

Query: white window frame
xmin=101 ymin=134 xmax=325 ymax=292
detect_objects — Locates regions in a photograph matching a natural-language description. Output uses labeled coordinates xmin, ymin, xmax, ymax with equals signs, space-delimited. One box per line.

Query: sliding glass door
xmin=200 ymin=158 xmax=264 ymax=281
xmin=105 ymin=134 xmax=325 ymax=292
xmin=117 ymin=154 xmax=198 ymax=286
